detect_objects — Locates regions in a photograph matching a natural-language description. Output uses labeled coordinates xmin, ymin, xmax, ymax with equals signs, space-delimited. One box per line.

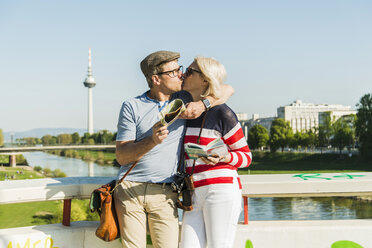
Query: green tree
xmin=0 ymin=128 xmax=3 ymax=147
xmin=50 ymin=136 xmax=58 ymax=145
xmin=317 ymin=112 xmax=333 ymax=153
xmin=82 ymin=133 xmax=93 ymax=144
xmin=355 ymin=93 xmax=372 ymax=159
xmin=97 ymin=130 xmax=114 ymax=144
xmin=304 ymin=129 xmax=316 ymax=151
xmin=331 ymin=115 xmax=356 ymax=154
xmin=57 ymin=134 xmax=72 ymax=145
xmin=269 ymin=118 xmax=293 ymax=152
xmin=41 ymin=135 xmax=53 ymax=145
xmin=291 ymin=131 xmax=303 ymax=150
xmin=71 ymin=132 xmax=81 ymax=144
xmin=22 ymin=137 xmax=39 ymax=145
xmin=248 ymin=124 xmax=269 ymax=150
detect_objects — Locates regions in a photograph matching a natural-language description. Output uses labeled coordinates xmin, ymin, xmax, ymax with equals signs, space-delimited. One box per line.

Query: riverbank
xmin=240 ymin=151 xmax=372 ymax=174
xmin=47 ymin=150 xmax=116 ymax=165
xmin=0 ymin=154 xmax=28 ymax=166
xmin=0 ymin=166 xmax=96 ymax=229
xmin=45 ymin=150 xmax=372 ymax=174
xmin=0 ymin=166 xmax=43 ymax=180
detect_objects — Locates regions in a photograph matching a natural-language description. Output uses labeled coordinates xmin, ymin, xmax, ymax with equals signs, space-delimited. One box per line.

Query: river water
xmin=23 ymin=152 xmax=372 ymax=221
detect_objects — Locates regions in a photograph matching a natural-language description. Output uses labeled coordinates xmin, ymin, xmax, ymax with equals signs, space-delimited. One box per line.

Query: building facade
xmin=277 ymin=100 xmax=356 ymax=133
xmin=237 ymin=113 xmax=275 ymax=140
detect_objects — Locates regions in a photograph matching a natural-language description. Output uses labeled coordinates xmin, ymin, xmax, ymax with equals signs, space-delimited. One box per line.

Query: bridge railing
xmin=2 ymin=173 xmax=372 ymax=248
xmin=1 ymin=172 xmax=372 ymax=225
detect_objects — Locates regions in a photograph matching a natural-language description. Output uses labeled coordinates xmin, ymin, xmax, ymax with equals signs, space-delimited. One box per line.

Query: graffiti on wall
xmin=6 ymin=237 xmax=58 ymax=248
xmin=293 ymin=173 xmax=366 ymax=181
xmin=245 ymin=239 xmax=364 ymax=248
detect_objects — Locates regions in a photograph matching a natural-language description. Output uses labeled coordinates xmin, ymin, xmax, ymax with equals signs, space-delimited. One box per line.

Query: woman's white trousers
xmin=180 ymin=177 xmax=242 ymax=248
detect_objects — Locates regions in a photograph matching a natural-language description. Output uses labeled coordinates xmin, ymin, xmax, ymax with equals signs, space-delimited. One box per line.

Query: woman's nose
xmin=179 ymin=72 xmax=185 ymax=80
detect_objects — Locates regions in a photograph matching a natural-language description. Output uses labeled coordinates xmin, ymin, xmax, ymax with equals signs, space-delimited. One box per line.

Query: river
xmin=23 ymin=152 xmax=372 ymax=221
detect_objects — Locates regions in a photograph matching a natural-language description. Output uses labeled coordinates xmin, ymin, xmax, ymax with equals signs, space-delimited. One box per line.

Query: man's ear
xmin=152 ymin=75 xmax=161 ymax=86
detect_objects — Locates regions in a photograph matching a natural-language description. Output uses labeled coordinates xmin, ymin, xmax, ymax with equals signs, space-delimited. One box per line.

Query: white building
xmin=237 ymin=113 xmax=275 ymax=140
xmin=277 ymin=100 xmax=357 ymax=133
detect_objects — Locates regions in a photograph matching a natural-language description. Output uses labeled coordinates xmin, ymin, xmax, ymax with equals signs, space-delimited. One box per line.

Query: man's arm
xmin=116 ymin=121 xmax=168 ymax=165
xmin=180 ymin=84 xmax=234 ymax=119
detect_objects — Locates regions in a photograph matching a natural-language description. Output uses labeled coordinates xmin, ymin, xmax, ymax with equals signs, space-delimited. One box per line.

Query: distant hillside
xmin=3 ymin=128 xmax=88 ymax=142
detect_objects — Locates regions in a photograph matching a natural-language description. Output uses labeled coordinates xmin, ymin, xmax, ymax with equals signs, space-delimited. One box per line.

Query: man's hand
xmin=179 ymin=101 xmax=205 ymax=119
xmin=151 ymin=121 xmax=169 ymax=144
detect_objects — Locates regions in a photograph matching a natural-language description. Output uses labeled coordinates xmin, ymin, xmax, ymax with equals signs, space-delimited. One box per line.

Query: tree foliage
xmin=71 ymin=132 xmax=81 ymax=144
xmin=269 ymin=118 xmax=293 ymax=152
xmin=355 ymin=93 xmax=372 ymax=159
xmin=248 ymin=124 xmax=269 ymax=150
xmin=317 ymin=112 xmax=333 ymax=151
xmin=331 ymin=114 xmax=356 ymax=154
xmin=41 ymin=135 xmax=53 ymax=145
xmin=0 ymin=128 xmax=3 ymax=147
xmin=57 ymin=134 xmax=72 ymax=145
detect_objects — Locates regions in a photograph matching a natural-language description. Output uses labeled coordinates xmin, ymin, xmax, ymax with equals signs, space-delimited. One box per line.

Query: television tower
xmin=83 ymin=48 xmax=96 ymax=134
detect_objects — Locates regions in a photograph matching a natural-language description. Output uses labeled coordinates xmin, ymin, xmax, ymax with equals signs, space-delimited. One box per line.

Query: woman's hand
xmin=199 ymin=154 xmax=229 ymax=165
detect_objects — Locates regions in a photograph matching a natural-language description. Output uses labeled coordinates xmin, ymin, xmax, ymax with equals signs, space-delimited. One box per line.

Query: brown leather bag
xmin=90 ymin=161 xmax=138 ymax=242
xmin=93 ymin=181 xmax=119 ymax=241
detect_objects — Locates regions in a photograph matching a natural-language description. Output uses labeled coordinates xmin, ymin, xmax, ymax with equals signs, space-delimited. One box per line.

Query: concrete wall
xmin=0 ymin=220 xmax=370 ymax=248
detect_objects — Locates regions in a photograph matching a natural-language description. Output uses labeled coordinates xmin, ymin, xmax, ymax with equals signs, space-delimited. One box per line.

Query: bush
xmin=16 ymin=154 xmax=28 ymax=165
xmin=43 ymin=168 xmax=52 ymax=177
xmin=52 ymin=169 xmax=67 ymax=178
xmin=34 ymin=166 xmax=43 ymax=172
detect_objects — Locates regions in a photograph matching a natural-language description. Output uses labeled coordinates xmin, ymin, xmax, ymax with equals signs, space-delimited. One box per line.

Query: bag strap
xmin=110 ymin=160 xmax=138 ymax=193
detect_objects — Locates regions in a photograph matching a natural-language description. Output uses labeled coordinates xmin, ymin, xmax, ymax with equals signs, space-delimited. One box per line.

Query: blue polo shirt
xmin=116 ymin=90 xmax=192 ymax=183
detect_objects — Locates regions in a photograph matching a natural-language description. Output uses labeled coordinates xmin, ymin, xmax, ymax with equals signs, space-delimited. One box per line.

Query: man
xmin=114 ymin=50 xmax=234 ymax=248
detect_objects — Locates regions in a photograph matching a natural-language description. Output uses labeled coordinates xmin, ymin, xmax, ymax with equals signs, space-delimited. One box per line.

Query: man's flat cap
xmin=140 ymin=50 xmax=180 ymax=77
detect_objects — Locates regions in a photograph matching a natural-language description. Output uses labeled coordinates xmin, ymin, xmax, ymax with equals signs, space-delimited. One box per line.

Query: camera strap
xmin=177 ymin=110 xmax=208 ymax=176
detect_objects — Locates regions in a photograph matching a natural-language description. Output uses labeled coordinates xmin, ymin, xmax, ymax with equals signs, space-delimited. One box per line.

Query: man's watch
xmin=202 ymin=98 xmax=211 ymax=110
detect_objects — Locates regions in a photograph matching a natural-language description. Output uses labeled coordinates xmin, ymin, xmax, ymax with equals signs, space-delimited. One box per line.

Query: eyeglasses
xmin=184 ymin=67 xmax=202 ymax=78
xmin=157 ymin=66 xmax=183 ymax=78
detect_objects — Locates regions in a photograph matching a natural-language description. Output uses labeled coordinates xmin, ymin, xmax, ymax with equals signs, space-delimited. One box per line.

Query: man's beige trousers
xmin=114 ymin=181 xmax=179 ymax=248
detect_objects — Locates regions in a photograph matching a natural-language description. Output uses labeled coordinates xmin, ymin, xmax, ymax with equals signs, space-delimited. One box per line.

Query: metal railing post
xmin=62 ymin=199 xmax=72 ymax=226
xmin=243 ymin=196 xmax=248 ymax=224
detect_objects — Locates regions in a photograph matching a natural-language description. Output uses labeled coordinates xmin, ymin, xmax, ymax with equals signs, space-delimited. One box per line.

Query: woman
xmin=180 ymin=57 xmax=252 ymax=248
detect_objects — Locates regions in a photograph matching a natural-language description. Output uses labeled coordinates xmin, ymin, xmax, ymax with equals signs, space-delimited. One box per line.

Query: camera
xmin=171 ymin=172 xmax=187 ymax=193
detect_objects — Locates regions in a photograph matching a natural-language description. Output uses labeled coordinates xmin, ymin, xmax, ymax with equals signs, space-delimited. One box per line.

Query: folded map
xmin=185 ymin=138 xmax=229 ymax=160
xmin=159 ymin=98 xmax=186 ymax=126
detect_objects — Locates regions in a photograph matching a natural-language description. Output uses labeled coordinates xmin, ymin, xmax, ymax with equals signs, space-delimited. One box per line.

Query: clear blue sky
xmin=1 ymin=0 xmax=371 ymax=132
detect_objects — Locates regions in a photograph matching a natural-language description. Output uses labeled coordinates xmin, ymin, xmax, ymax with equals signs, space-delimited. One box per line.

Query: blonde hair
xmin=195 ymin=57 xmax=226 ymax=99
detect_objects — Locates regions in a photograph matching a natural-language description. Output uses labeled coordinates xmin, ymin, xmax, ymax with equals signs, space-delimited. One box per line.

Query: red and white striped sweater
xmin=184 ymin=104 xmax=252 ymax=188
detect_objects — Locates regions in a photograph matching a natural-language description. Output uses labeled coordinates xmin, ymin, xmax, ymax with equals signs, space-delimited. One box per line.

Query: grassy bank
xmin=0 ymin=154 xmax=28 ymax=166
xmin=238 ymin=151 xmax=372 ymax=175
xmin=0 ymin=166 xmax=97 ymax=229
xmin=48 ymin=150 xmax=116 ymax=165
xmin=0 ymin=199 xmax=99 ymax=229
xmin=0 ymin=166 xmax=44 ymax=180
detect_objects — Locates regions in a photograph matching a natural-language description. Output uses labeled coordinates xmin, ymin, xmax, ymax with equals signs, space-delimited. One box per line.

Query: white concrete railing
xmin=1 ymin=173 xmax=372 ymax=248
